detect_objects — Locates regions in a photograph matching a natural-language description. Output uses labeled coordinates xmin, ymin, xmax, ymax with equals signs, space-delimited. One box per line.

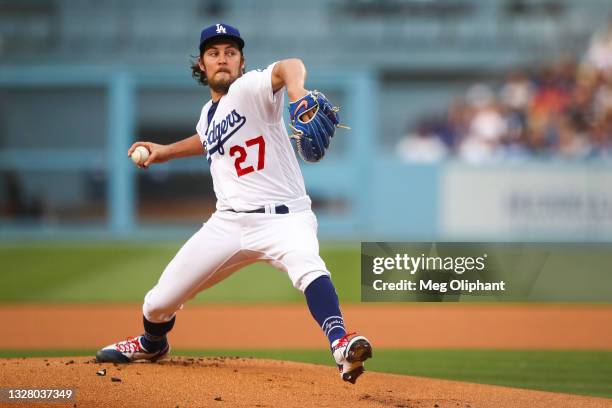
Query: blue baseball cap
xmin=199 ymin=23 xmax=244 ymax=53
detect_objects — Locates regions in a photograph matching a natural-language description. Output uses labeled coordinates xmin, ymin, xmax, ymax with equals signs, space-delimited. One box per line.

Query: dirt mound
xmin=0 ymin=357 xmax=609 ymax=408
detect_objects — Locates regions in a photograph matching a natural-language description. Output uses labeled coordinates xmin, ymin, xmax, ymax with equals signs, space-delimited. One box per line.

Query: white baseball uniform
xmin=143 ymin=62 xmax=330 ymax=323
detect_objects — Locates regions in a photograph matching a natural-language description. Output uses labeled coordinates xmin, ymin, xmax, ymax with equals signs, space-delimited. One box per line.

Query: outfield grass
xmin=0 ymin=242 xmax=361 ymax=303
xmin=1 ymin=349 xmax=610 ymax=398
xmin=3 ymin=242 xmax=611 ymax=304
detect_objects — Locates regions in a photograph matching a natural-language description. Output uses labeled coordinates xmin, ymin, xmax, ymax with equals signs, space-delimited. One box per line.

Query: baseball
xmin=131 ymin=146 xmax=150 ymax=165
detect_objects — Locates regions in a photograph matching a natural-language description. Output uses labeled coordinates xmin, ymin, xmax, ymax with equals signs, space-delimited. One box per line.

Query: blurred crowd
xmin=397 ymin=22 xmax=612 ymax=163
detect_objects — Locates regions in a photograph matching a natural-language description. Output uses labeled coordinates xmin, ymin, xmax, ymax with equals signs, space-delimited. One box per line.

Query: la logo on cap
xmin=216 ymin=24 xmax=226 ymax=34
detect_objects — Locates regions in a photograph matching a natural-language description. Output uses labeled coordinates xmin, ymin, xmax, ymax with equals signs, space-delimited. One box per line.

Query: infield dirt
xmin=1 ymin=304 xmax=611 ymax=349
xmin=1 ymin=356 xmax=611 ymax=408
xmin=1 ymin=304 xmax=611 ymax=407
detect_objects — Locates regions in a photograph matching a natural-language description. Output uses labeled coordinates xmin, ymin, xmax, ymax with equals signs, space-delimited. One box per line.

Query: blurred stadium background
xmin=2 ymin=0 xmax=612 ymax=241
xmin=1 ymin=0 xmax=612 ymax=399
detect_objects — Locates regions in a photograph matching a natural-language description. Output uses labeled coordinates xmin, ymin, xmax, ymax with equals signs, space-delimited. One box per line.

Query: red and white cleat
xmin=331 ymin=332 xmax=373 ymax=384
xmin=96 ymin=335 xmax=169 ymax=363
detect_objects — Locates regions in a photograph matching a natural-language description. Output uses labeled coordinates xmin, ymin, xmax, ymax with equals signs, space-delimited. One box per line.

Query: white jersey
xmin=196 ymin=62 xmax=307 ymax=212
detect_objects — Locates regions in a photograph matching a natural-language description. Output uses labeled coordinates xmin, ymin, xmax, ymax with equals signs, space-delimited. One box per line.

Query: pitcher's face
xmin=200 ymin=42 xmax=244 ymax=94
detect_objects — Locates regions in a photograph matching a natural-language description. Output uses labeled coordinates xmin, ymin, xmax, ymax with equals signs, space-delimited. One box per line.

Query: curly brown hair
xmin=190 ymin=55 xmax=210 ymax=86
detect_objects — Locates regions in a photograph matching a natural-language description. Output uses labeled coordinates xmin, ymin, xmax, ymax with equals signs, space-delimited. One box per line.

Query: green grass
xmin=1 ymin=349 xmax=610 ymax=398
xmin=0 ymin=242 xmax=361 ymax=303
xmin=3 ymin=242 xmax=612 ymax=303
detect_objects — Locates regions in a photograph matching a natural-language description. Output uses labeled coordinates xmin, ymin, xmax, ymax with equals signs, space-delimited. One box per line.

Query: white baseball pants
xmin=142 ymin=204 xmax=330 ymax=323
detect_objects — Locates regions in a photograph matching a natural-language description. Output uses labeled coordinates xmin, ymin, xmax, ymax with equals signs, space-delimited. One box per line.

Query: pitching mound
xmin=0 ymin=357 xmax=610 ymax=408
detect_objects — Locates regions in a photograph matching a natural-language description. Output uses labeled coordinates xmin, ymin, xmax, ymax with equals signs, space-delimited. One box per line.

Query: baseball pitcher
xmin=96 ymin=23 xmax=372 ymax=384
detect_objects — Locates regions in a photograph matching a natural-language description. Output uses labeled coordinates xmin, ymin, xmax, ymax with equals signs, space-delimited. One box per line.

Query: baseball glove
xmin=288 ymin=90 xmax=346 ymax=163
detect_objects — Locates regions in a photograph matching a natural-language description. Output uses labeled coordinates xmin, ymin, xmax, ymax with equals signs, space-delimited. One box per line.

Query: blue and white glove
xmin=288 ymin=90 xmax=345 ymax=163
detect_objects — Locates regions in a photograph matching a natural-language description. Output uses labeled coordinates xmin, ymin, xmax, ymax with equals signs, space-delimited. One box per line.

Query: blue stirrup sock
xmin=304 ymin=275 xmax=347 ymax=345
xmin=141 ymin=315 xmax=175 ymax=352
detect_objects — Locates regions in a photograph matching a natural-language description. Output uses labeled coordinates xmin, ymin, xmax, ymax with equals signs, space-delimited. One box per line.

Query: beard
xmin=208 ymin=70 xmax=238 ymax=94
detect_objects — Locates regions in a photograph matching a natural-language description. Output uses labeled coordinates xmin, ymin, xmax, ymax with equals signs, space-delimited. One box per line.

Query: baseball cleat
xmin=95 ymin=335 xmax=169 ymax=363
xmin=331 ymin=332 xmax=372 ymax=384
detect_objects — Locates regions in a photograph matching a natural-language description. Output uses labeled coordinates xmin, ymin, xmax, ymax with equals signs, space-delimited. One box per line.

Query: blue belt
xmin=229 ymin=205 xmax=289 ymax=214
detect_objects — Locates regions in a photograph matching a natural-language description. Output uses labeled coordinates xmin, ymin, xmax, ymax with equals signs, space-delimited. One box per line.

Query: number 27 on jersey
xmin=229 ymin=135 xmax=265 ymax=177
